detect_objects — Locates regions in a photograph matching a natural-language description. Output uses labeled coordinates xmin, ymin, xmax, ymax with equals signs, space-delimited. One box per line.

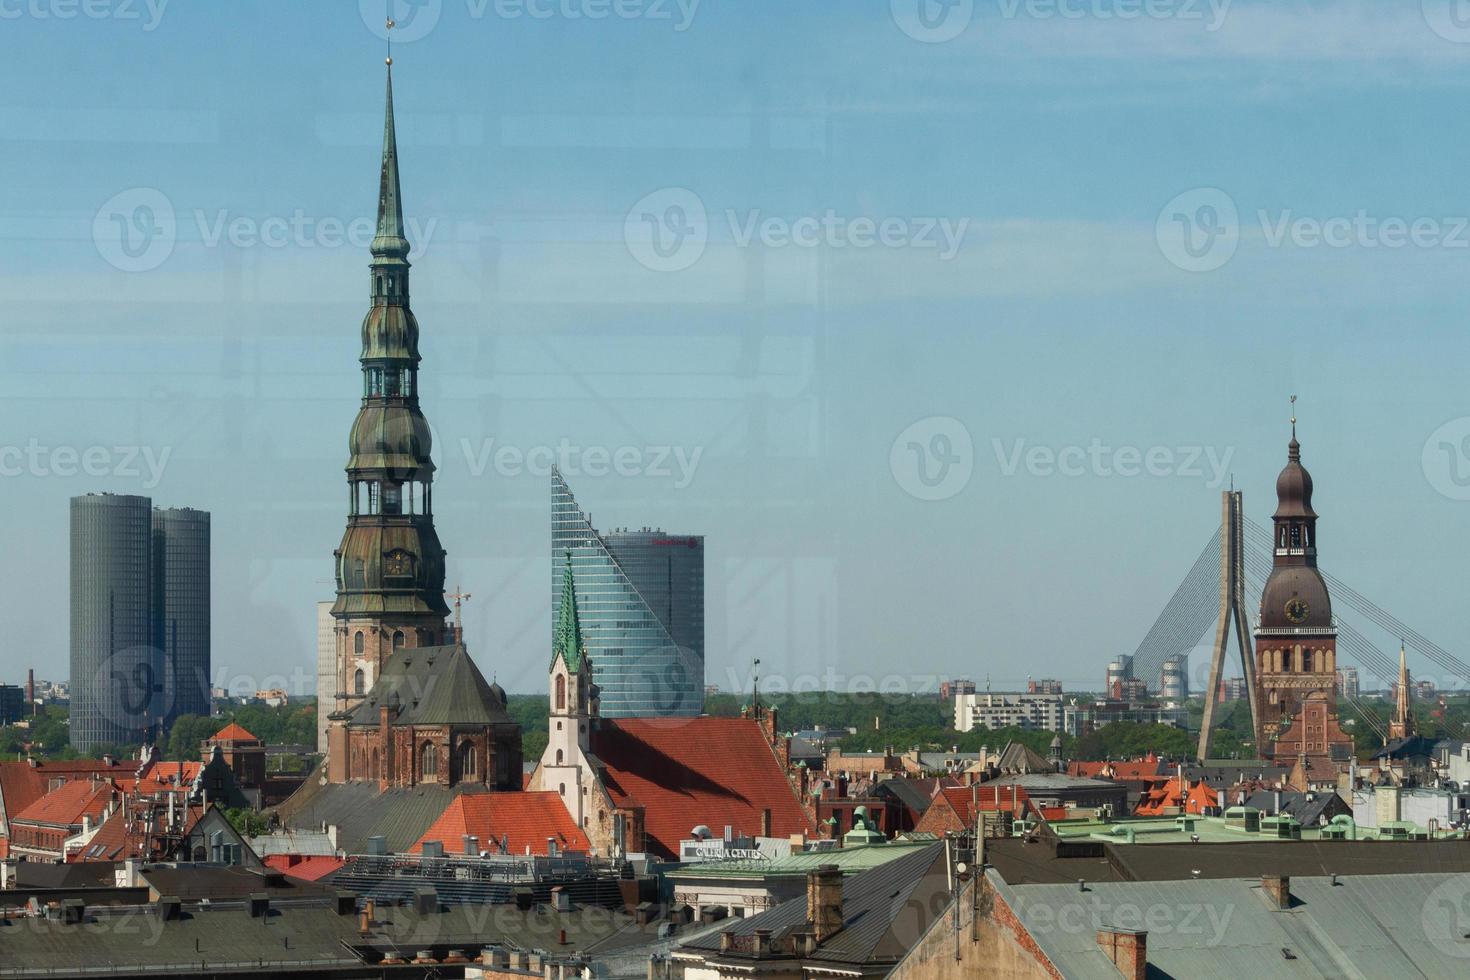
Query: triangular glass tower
xmin=551 ymin=469 xmax=704 ymax=717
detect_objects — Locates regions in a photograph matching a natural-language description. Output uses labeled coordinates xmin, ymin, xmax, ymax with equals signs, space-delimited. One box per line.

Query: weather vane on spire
xmin=386 ymin=16 xmax=394 ymax=66
xmin=1290 ymin=394 xmax=1297 ymax=437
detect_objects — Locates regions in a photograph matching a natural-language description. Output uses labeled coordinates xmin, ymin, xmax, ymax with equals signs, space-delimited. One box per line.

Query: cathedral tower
xmin=330 ymin=64 xmax=450 ymax=741
xmin=1254 ymin=417 xmax=1339 ymax=747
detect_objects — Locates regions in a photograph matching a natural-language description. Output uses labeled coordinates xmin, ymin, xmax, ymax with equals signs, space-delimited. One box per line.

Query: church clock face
xmin=1285 ymin=597 xmax=1309 ymax=624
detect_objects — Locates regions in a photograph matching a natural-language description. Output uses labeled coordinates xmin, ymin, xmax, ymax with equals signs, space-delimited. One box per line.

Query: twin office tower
xmin=70 ymin=494 xmax=211 ymax=752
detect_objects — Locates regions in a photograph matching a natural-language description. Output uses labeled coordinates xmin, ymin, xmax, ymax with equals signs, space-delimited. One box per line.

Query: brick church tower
xmin=1253 ymin=416 xmax=1346 ymax=758
xmin=324 ymin=60 xmax=520 ymax=788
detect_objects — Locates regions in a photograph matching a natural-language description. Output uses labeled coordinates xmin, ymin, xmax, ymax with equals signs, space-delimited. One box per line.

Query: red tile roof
xmin=264 ymin=854 xmax=346 ymax=881
xmin=13 ymin=779 xmax=118 ymax=828
xmin=1135 ymin=777 xmax=1218 ymax=817
xmin=210 ymin=723 xmax=258 ymax=743
xmin=0 ymin=760 xmax=128 ymax=829
xmin=938 ymin=785 xmax=1033 ymax=823
xmin=1067 ymin=756 xmax=1167 ymax=783
xmin=591 ymin=717 xmax=814 ymax=859
xmin=411 ymin=792 xmax=590 ymax=857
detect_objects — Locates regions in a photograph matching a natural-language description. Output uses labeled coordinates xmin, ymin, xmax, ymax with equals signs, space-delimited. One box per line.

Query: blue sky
xmin=5 ymin=0 xmax=1470 ymax=699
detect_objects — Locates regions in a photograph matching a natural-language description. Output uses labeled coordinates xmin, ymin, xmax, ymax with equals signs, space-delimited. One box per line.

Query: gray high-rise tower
xmin=152 ymin=507 xmax=211 ymax=723
xmin=70 ymin=494 xmax=211 ymax=752
xmin=551 ymin=469 xmax=705 ymax=717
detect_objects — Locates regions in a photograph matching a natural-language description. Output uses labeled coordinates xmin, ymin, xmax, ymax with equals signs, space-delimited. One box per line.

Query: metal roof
xmin=991 ymin=870 xmax=1470 ymax=979
xmin=666 ymin=841 xmax=933 ymax=881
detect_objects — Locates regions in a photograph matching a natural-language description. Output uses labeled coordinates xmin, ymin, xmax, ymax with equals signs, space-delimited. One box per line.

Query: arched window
xmin=353 ymin=669 xmax=365 ymax=695
xmin=393 ymin=630 xmax=406 ymax=649
xmin=371 ymin=748 xmax=380 ymax=780
xmin=354 ymin=631 xmax=365 ymax=655
xmin=421 ymin=741 xmax=437 ymax=777
xmin=559 ymin=783 xmax=566 ymax=797
xmin=556 ymin=749 xmax=564 ymax=766
xmin=555 ymin=674 xmax=566 ymax=711
xmin=458 ymin=740 xmax=477 ymax=779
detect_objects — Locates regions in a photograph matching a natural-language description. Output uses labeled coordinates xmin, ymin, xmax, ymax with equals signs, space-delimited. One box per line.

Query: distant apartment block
xmin=940 ymin=679 xmax=977 ymax=700
xmin=1336 ymin=667 xmax=1359 ymax=700
xmin=954 ymin=692 xmax=1064 ymax=733
xmin=0 ymin=685 xmax=24 ymax=725
xmin=1063 ymin=699 xmax=1188 ymax=737
xmin=1026 ymin=678 xmax=1063 ymax=695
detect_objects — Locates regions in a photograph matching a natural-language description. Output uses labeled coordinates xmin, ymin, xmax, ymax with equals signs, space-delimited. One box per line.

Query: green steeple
xmin=553 ymin=555 xmax=583 ymax=671
xmin=372 ymin=65 xmax=408 ymax=260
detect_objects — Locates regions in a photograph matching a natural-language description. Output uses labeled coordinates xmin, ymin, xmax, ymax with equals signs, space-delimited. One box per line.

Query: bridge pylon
xmin=1197 ymin=491 xmax=1262 ymax=759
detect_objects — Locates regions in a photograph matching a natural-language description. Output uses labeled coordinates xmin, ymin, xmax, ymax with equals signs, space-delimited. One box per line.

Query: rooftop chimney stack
xmin=807 ymin=864 xmax=844 ymax=944
xmin=1263 ymin=875 xmax=1291 ymax=910
xmin=1095 ymin=928 xmax=1147 ymax=980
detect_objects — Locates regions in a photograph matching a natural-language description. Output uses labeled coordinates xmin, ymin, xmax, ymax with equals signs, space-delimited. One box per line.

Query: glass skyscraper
xmin=70 ymin=494 xmax=211 ymax=752
xmin=551 ymin=470 xmax=705 ymax=717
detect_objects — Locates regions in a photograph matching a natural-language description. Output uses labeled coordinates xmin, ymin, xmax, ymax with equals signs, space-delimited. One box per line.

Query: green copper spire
xmin=553 ymin=554 xmax=583 ymax=671
xmin=372 ymin=65 xmax=408 ymax=259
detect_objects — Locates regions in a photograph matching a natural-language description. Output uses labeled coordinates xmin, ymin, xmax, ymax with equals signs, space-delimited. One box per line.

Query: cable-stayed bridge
xmin=1128 ymin=495 xmax=1470 ymax=755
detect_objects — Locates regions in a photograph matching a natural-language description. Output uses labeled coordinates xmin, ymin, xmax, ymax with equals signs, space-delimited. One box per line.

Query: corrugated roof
xmin=667 ymin=841 xmax=934 ymax=880
xmin=992 ymin=870 xmax=1470 ymax=979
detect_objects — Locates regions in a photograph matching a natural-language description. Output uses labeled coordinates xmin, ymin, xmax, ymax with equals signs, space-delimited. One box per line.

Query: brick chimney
xmin=1095 ymin=928 xmax=1146 ymax=980
xmin=1262 ymin=875 xmax=1291 ymax=910
xmin=806 ymin=865 xmax=844 ymax=944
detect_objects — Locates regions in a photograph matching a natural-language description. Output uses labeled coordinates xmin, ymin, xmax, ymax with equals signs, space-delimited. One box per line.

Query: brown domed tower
xmin=1254 ymin=415 xmax=1339 ymax=748
xmin=329 ymin=65 xmax=451 ymax=733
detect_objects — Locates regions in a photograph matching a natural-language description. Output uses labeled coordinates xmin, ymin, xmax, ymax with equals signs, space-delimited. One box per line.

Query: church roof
xmin=590 ymin=717 xmax=813 ymax=860
xmin=411 ymin=791 xmax=590 ymax=857
xmin=346 ymin=644 xmax=514 ymax=729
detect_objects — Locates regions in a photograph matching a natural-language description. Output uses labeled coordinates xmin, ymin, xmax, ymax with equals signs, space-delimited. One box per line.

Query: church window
xmin=459 ymin=741 xmax=477 ymax=778
xmin=421 ymin=741 xmax=437 ymax=777
xmin=393 ymin=631 xmax=406 ymax=649
xmin=354 ymin=631 xmax=365 ymax=655
xmin=556 ymin=749 xmax=564 ymax=765
xmin=366 ymin=368 xmax=383 ymax=396
xmin=354 ymin=669 xmax=365 ymax=695
xmin=556 ymin=674 xmax=566 ymax=711
xmin=383 ymin=484 xmax=401 ymax=515
xmin=1290 ymin=525 xmax=1302 ymax=547
xmin=367 ymin=483 xmax=379 ymax=514
xmin=559 ymin=783 xmax=566 ymax=797
xmin=385 ymin=368 xmax=400 ymax=397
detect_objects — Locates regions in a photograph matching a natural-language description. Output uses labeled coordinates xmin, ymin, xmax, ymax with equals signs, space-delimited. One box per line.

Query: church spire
xmin=553 ymin=554 xmax=584 ymax=670
xmin=373 ymin=64 xmax=409 ymax=261
xmin=1390 ymin=642 xmax=1414 ymax=741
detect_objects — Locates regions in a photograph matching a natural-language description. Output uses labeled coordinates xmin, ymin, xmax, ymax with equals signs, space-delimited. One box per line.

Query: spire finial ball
xmin=386 ymin=57 xmax=393 ymax=65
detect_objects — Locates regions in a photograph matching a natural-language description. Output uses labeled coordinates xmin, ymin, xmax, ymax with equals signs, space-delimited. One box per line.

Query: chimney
xmin=1095 ymin=928 xmax=1147 ymax=980
xmin=760 ymin=808 xmax=772 ymax=838
xmin=1262 ymin=875 xmax=1291 ymax=910
xmin=806 ymin=865 xmax=844 ymax=944
xmin=247 ymin=893 xmax=270 ymax=919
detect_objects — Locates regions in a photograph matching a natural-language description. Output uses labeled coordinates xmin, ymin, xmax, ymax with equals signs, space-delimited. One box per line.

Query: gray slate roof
xmin=680 ymin=843 xmax=950 ymax=967
xmin=1241 ymin=790 xmax=1348 ymax=827
xmin=272 ymin=771 xmax=489 ymax=853
xmin=993 ymin=870 xmax=1470 ymax=979
xmin=346 ymin=644 xmax=514 ymax=728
